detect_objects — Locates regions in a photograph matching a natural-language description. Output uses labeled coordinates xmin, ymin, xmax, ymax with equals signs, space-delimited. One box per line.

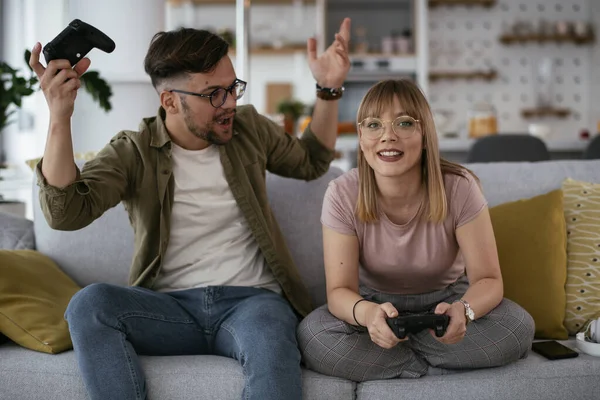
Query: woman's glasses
xmin=358 ymin=116 xmax=420 ymax=140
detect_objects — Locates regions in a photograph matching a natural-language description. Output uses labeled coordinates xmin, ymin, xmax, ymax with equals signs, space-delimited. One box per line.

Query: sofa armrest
xmin=0 ymin=211 xmax=35 ymax=250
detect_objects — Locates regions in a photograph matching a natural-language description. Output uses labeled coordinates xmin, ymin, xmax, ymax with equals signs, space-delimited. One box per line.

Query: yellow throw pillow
xmin=490 ymin=189 xmax=568 ymax=339
xmin=562 ymin=178 xmax=600 ymax=335
xmin=0 ymin=250 xmax=81 ymax=354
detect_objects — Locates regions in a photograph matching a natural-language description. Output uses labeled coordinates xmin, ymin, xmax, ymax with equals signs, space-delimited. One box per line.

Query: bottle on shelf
xmin=468 ymin=102 xmax=498 ymax=138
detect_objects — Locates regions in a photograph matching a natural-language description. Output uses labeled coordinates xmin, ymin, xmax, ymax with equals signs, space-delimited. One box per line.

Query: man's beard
xmin=181 ymin=98 xmax=235 ymax=145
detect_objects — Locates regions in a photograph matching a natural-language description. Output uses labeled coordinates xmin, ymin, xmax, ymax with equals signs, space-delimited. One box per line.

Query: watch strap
xmin=316 ymin=83 xmax=344 ymax=100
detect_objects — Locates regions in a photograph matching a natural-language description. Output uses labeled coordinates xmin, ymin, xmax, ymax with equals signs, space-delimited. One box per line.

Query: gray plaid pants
xmin=297 ymin=276 xmax=535 ymax=382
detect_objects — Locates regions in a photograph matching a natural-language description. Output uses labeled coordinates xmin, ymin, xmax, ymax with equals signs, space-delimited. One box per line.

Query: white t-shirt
xmin=153 ymin=143 xmax=281 ymax=294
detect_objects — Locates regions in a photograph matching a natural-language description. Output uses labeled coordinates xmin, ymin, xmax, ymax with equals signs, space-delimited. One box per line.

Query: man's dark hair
xmin=144 ymin=28 xmax=229 ymax=90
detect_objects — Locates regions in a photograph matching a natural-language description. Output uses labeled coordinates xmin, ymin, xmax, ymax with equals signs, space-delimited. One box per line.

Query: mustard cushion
xmin=562 ymin=178 xmax=600 ymax=335
xmin=0 ymin=250 xmax=80 ymax=354
xmin=490 ymin=189 xmax=568 ymax=339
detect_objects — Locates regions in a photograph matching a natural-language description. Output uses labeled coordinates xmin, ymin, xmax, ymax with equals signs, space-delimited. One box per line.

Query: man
xmin=29 ymin=18 xmax=351 ymax=400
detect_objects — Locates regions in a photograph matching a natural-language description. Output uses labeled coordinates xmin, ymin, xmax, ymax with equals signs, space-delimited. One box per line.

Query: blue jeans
xmin=65 ymin=283 xmax=302 ymax=400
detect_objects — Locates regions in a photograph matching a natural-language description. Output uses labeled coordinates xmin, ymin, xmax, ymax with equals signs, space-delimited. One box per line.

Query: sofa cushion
xmin=562 ymin=178 xmax=600 ymax=335
xmin=0 ymin=250 xmax=80 ymax=354
xmin=355 ymin=339 xmax=600 ymax=400
xmin=0 ymin=343 xmax=355 ymax=400
xmin=489 ymin=189 xmax=568 ymax=339
xmin=0 ymin=211 xmax=35 ymax=250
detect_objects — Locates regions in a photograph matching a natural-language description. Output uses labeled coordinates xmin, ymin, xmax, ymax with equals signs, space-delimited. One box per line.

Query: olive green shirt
xmin=36 ymin=105 xmax=335 ymax=317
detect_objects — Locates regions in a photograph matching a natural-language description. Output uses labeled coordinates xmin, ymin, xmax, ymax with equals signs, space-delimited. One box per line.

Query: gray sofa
xmin=2 ymin=159 xmax=600 ymax=400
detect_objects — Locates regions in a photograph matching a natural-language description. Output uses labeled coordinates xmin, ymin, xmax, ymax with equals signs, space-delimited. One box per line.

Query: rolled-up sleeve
xmin=36 ymin=132 xmax=137 ymax=231
xmin=250 ymin=105 xmax=336 ymax=180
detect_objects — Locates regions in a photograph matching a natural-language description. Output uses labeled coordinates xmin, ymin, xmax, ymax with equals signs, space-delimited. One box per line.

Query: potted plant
xmin=276 ymin=98 xmax=306 ymax=136
xmin=0 ymin=50 xmax=113 ymax=167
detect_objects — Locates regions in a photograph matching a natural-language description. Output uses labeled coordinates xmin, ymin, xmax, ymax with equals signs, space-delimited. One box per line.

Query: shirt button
xmin=162 ymin=169 xmax=169 ymax=174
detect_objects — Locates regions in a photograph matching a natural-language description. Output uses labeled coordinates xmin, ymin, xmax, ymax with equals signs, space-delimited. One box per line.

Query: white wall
xmin=1 ymin=0 xmax=67 ymax=218
xmin=67 ymin=0 xmax=164 ymax=154
xmin=1 ymin=0 xmax=165 ymax=165
xmin=2 ymin=0 xmax=66 ymax=168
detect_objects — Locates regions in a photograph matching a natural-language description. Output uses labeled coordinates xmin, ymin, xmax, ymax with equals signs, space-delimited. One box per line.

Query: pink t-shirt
xmin=321 ymin=168 xmax=487 ymax=294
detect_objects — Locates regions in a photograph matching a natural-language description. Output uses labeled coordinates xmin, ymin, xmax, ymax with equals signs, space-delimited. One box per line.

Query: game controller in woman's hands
xmin=43 ymin=19 xmax=115 ymax=66
xmin=386 ymin=313 xmax=450 ymax=339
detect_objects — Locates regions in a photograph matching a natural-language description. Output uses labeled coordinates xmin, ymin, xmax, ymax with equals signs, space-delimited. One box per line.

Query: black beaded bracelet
xmin=352 ymin=298 xmax=368 ymax=327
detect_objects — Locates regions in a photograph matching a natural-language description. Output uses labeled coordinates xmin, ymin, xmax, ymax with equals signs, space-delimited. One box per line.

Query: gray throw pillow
xmin=0 ymin=212 xmax=35 ymax=250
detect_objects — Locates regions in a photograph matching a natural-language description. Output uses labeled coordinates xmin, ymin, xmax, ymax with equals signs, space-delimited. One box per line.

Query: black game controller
xmin=43 ymin=19 xmax=116 ymax=66
xmin=386 ymin=313 xmax=450 ymax=339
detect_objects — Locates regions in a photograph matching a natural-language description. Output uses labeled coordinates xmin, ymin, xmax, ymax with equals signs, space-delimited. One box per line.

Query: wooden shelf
xmin=229 ymin=44 xmax=306 ymax=56
xmin=429 ymin=0 xmax=496 ymax=7
xmin=500 ymin=33 xmax=595 ymax=45
xmin=521 ymin=108 xmax=571 ymax=119
xmin=349 ymin=52 xmax=416 ymax=58
xmin=429 ymin=69 xmax=497 ymax=82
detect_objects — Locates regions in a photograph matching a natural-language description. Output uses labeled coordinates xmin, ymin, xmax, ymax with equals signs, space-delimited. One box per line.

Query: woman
xmin=298 ymin=79 xmax=534 ymax=381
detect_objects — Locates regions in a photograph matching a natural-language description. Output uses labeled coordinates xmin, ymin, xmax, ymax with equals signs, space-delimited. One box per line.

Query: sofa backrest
xmin=33 ymin=159 xmax=600 ymax=309
xmin=464 ymin=159 xmax=600 ymax=207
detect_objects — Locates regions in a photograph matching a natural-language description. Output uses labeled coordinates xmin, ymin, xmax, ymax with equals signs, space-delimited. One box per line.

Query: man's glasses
xmin=169 ymin=79 xmax=247 ymax=108
xmin=358 ymin=116 xmax=420 ymax=140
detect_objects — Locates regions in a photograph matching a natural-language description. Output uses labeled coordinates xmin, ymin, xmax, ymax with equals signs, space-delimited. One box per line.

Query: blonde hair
xmin=355 ymin=79 xmax=476 ymax=224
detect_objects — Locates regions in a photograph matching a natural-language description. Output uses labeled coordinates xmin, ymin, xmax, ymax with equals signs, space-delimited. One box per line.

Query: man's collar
xmin=150 ymin=107 xmax=172 ymax=148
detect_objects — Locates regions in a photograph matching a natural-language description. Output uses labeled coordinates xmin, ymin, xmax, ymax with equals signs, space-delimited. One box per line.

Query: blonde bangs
xmin=356 ymin=79 xmax=467 ymax=225
xmin=357 ymin=80 xmax=421 ymax=124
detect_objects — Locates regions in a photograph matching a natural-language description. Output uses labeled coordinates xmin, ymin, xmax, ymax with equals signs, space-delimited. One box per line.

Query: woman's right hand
xmin=363 ymin=302 xmax=407 ymax=349
xmin=28 ymin=42 xmax=91 ymax=122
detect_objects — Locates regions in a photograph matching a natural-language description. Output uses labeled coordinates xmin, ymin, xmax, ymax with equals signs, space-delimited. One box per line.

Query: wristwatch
xmin=455 ymin=299 xmax=475 ymax=325
xmin=316 ymin=83 xmax=344 ymax=100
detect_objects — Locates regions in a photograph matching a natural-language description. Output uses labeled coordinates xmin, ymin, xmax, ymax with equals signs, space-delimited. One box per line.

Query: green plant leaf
xmin=24 ymin=50 xmax=33 ymax=71
xmin=276 ymin=98 xmax=306 ymax=120
xmin=80 ymin=71 xmax=113 ymax=112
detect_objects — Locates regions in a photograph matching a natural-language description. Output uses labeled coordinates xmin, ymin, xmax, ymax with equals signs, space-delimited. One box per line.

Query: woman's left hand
xmin=432 ymin=302 xmax=467 ymax=344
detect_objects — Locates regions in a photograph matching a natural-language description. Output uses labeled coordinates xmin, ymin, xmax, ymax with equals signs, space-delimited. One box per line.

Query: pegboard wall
xmin=428 ymin=0 xmax=597 ymax=139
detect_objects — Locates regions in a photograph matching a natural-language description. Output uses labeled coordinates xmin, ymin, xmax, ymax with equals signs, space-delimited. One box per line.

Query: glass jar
xmin=468 ymin=102 xmax=498 ymax=138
